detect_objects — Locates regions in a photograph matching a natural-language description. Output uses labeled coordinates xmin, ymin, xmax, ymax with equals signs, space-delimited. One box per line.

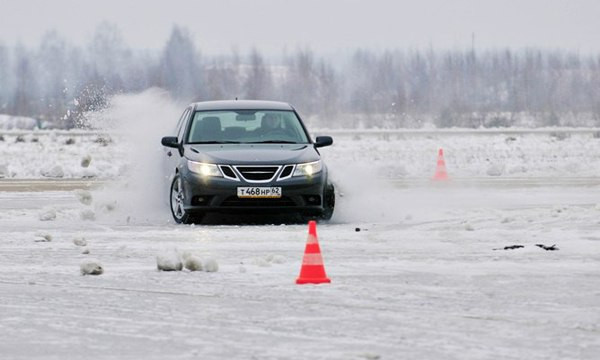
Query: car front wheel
xmin=320 ymin=183 xmax=335 ymax=220
xmin=170 ymin=174 xmax=202 ymax=224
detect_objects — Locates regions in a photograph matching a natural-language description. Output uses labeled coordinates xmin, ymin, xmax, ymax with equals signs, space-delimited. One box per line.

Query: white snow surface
xmin=320 ymin=131 xmax=600 ymax=179
xmin=1 ymin=93 xmax=599 ymax=358
xmin=1 ymin=130 xmax=600 ymax=180
xmin=0 ymin=132 xmax=124 ymax=179
xmin=0 ymin=184 xmax=599 ymax=359
xmin=0 ymin=114 xmax=38 ymax=130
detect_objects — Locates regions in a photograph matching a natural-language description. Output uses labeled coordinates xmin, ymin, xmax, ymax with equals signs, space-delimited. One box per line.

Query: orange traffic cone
xmin=433 ymin=148 xmax=449 ymax=181
xmin=296 ymin=221 xmax=331 ymax=285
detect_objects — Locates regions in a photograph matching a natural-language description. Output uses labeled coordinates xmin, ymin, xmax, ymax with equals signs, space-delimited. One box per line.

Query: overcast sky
xmin=1 ymin=0 xmax=599 ymax=55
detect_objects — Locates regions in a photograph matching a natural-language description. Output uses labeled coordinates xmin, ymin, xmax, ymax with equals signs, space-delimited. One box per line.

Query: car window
xmin=187 ymin=110 xmax=309 ymax=144
xmin=174 ymin=108 xmax=188 ymax=136
xmin=176 ymin=108 xmax=191 ymax=141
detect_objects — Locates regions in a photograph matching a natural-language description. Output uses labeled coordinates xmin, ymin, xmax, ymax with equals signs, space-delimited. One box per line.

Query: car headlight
xmin=293 ymin=160 xmax=322 ymax=177
xmin=187 ymin=160 xmax=223 ymax=177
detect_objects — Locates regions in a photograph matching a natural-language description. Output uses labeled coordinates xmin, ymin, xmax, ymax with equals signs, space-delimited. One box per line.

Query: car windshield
xmin=186 ymin=110 xmax=310 ymax=144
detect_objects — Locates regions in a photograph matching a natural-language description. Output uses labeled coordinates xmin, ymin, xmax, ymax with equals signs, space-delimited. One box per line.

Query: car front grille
xmin=221 ymin=196 xmax=296 ymax=207
xmin=234 ymin=166 xmax=280 ymax=182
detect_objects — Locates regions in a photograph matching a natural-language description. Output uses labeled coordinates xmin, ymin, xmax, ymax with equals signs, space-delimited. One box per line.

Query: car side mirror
xmin=314 ymin=136 xmax=333 ymax=148
xmin=161 ymin=136 xmax=179 ymax=148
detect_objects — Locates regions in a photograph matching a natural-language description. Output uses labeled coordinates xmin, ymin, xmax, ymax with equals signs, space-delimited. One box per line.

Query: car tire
xmin=320 ymin=183 xmax=335 ymax=221
xmin=170 ymin=174 xmax=203 ymax=224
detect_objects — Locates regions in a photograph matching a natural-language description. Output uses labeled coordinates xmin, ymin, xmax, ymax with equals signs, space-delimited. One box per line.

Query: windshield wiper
xmin=248 ymin=140 xmax=299 ymax=144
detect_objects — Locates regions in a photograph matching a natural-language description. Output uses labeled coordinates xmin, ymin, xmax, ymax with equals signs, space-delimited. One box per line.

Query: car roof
xmin=191 ymin=100 xmax=294 ymax=111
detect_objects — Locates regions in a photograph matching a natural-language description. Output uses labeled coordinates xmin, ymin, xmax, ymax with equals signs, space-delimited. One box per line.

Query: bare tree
xmin=3 ymin=29 xmax=600 ymax=129
xmin=159 ymin=26 xmax=201 ymax=100
xmin=11 ymin=44 xmax=38 ymax=117
xmin=243 ymin=48 xmax=273 ymax=100
xmin=0 ymin=43 xmax=11 ymax=112
xmin=37 ymin=31 xmax=68 ymax=123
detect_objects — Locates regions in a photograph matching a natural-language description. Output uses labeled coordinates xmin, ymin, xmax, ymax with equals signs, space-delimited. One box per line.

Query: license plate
xmin=237 ymin=187 xmax=282 ymax=198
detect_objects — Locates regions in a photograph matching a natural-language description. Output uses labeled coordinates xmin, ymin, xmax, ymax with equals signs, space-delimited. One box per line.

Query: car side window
xmin=176 ymin=108 xmax=191 ymax=141
xmin=174 ymin=109 xmax=188 ymax=136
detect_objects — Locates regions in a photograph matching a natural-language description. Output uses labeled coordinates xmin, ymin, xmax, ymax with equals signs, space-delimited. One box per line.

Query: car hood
xmin=184 ymin=144 xmax=320 ymax=165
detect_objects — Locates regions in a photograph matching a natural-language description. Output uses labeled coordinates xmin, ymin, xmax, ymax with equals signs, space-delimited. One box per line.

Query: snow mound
xmin=203 ymin=258 xmax=219 ymax=272
xmin=97 ymin=201 xmax=117 ymax=213
xmin=180 ymin=251 xmax=217 ymax=272
xmin=75 ymin=190 xmax=93 ymax=205
xmin=507 ymin=165 xmax=528 ymax=175
xmin=266 ymin=254 xmax=286 ymax=264
xmin=81 ymin=168 xmax=97 ymax=178
xmin=156 ymin=251 xmax=182 ymax=271
xmin=252 ymin=257 xmax=271 ymax=267
xmin=486 ymin=164 xmax=504 ymax=176
xmin=80 ymin=259 xmax=103 ymax=275
xmin=253 ymin=254 xmax=286 ymax=267
xmin=81 ymin=155 xmax=92 ymax=168
xmin=34 ymin=233 xmax=52 ymax=242
xmin=184 ymin=256 xmax=203 ymax=271
xmin=80 ymin=209 xmax=96 ymax=221
xmin=0 ymin=114 xmax=38 ymax=130
xmin=39 ymin=208 xmax=57 ymax=221
xmin=73 ymin=236 xmax=87 ymax=247
xmin=41 ymin=165 xmax=64 ymax=178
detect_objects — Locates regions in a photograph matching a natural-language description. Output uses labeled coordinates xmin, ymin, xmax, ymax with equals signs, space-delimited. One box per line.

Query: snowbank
xmin=1 ymin=129 xmax=600 ymax=180
xmin=0 ymin=115 xmax=39 ymax=130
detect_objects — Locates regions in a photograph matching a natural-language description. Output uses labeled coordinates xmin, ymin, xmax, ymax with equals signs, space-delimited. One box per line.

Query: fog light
xmin=191 ymin=195 xmax=213 ymax=206
xmin=303 ymin=195 xmax=321 ymax=205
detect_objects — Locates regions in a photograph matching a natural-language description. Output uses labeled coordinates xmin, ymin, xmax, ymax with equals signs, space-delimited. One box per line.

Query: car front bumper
xmin=180 ymin=168 xmax=328 ymax=215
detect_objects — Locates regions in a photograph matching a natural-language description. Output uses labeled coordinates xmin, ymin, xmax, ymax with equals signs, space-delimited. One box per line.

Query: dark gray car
xmin=161 ymin=100 xmax=334 ymax=224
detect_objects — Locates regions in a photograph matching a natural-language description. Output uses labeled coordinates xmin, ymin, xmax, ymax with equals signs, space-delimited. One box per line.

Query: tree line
xmin=1 ymin=23 xmax=599 ymax=128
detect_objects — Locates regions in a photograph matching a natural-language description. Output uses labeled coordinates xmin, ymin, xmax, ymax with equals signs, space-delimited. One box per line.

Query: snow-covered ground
xmin=1 ymin=88 xmax=599 ymax=181
xmin=1 ymin=92 xmax=599 ymax=358
xmin=1 ymin=129 xmax=600 ymax=180
xmin=0 ymin=114 xmax=39 ymax=130
xmin=0 ymin=132 xmax=124 ymax=179
xmin=321 ymin=131 xmax=600 ymax=179
xmin=0 ymin=182 xmax=599 ymax=359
